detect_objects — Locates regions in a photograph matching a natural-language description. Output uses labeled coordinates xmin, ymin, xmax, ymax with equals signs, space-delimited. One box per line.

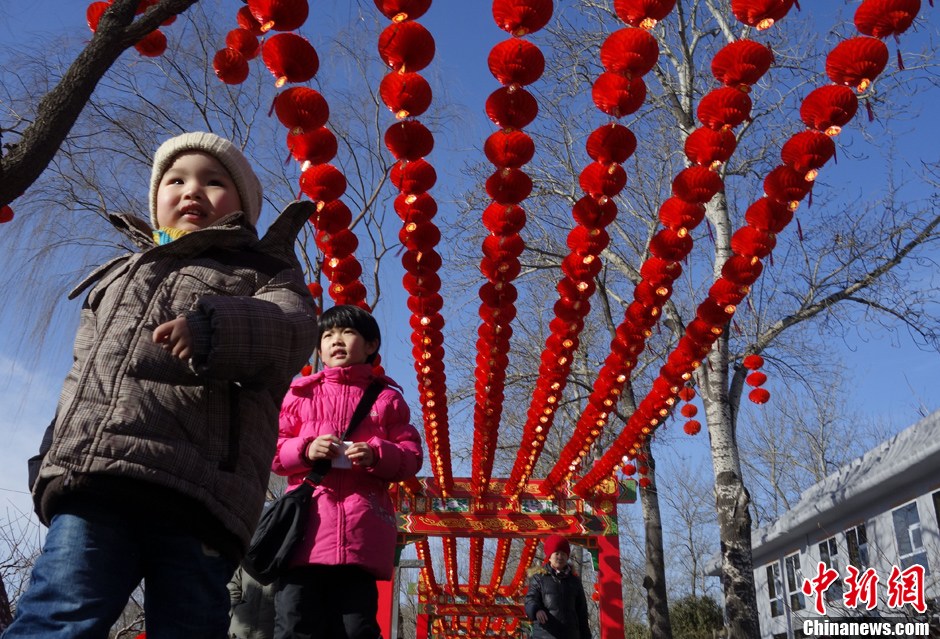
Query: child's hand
xmin=305 ymin=435 xmax=342 ymax=462
xmin=346 ymin=442 xmax=376 ymax=468
xmin=153 ymin=317 xmax=194 ymax=360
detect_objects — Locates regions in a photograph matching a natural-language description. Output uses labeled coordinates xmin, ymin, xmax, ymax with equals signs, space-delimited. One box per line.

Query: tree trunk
xmin=640 ymin=444 xmax=673 ymax=639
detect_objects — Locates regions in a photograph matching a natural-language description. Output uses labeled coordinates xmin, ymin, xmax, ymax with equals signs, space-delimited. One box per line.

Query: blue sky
xmin=0 ymin=1 xmax=937 ymax=544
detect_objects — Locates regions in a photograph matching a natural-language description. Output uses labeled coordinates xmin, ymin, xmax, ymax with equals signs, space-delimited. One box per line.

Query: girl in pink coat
xmin=271 ymin=305 xmax=423 ymax=639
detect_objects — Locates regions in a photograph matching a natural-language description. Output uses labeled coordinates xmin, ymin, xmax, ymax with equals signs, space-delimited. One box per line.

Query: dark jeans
xmin=274 ymin=565 xmax=380 ymax=639
xmin=2 ymin=498 xmax=235 ymax=639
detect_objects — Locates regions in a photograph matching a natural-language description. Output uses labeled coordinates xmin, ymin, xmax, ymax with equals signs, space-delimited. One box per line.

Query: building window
xmin=785 ymin=552 xmax=805 ymax=611
xmin=767 ymin=562 xmax=784 ymax=617
xmin=819 ymin=536 xmax=843 ymax=602
xmin=932 ymin=491 xmax=940 ymax=528
xmin=846 ymin=523 xmax=869 ymax=569
xmin=892 ymin=502 xmax=930 ymax=572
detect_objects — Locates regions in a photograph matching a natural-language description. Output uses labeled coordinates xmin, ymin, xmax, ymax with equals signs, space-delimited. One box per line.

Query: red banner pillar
xmin=377 ymin=578 xmax=394 ymax=639
xmin=415 ymin=613 xmax=430 ymax=639
xmin=597 ymin=534 xmax=624 ymax=639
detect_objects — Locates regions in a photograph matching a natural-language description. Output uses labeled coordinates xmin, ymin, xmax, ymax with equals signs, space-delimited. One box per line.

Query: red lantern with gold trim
xmin=390 ymin=159 xmax=437 ymax=194
xmin=316 ymin=228 xmax=359 ymax=258
xmin=730 ymin=226 xmax=776 ymax=259
xmin=567 ymin=226 xmax=610 ymax=255
xmin=799 ymin=85 xmax=858 ymax=134
xmin=274 ymin=87 xmax=329 ymax=133
xmin=854 ymin=0 xmax=920 ymax=38
xmin=324 ymin=255 xmax=363 ymax=285
xmin=684 ymin=127 xmax=737 ymax=167
xmin=764 ymin=165 xmax=812 ymax=204
xmin=486 ymin=87 xmax=539 ymax=129
xmin=592 ymin=73 xmax=647 ymax=118
xmin=312 ymin=200 xmax=352 ymax=233
xmin=492 ymin=0 xmax=553 ymax=36
xmin=248 ymin=0 xmax=309 ymax=32
xmin=579 ymin=162 xmax=628 ymax=198
xmin=287 ymin=127 xmax=338 ymax=165
xmin=586 ymin=124 xmax=637 ymax=164
xmin=226 ymin=28 xmax=260 ymax=60
xmin=401 ymin=221 xmax=442 ymax=251
xmin=484 ymin=130 xmax=535 ymax=169
xmin=744 ymin=197 xmax=792 ymax=234
xmin=135 ymin=30 xmax=167 ymax=57
xmin=731 ymin=0 xmax=794 ymax=30
xmin=658 ymin=197 xmax=706 ymax=231
xmin=722 ymin=255 xmax=763 ymax=286
xmin=600 ymin=28 xmax=659 ymax=77
xmin=572 ymin=196 xmax=617 ymax=229
xmin=649 ymin=228 xmax=693 ymax=261
xmin=374 ymin=0 xmax=432 ymax=22
xmin=697 ymin=87 xmax=752 ymax=130
xmin=213 ymin=48 xmax=249 ymax=85
xmin=380 ymin=72 xmax=432 ymax=119
xmin=672 ymin=166 xmax=723 ymax=203
xmin=263 ymin=33 xmax=319 ymax=86
xmin=378 ymin=21 xmax=435 ymax=72
xmin=488 ymin=39 xmax=545 ymax=86
xmin=385 ymin=120 xmax=434 ymax=161
xmin=613 ymin=0 xmax=676 ymax=29
xmin=396 ymin=192 xmax=438 ymax=223
xmin=825 ymin=37 xmax=889 ymax=92
xmin=711 ymin=40 xmax=774 ymax=87
xmin=781 ymin=130 xmax=836 ymax=177
xmin=300 ymin=164 xmax=347 ymax=202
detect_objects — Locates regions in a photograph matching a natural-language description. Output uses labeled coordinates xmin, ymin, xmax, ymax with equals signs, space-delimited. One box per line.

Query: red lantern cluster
xmin=476 ymin=0 xmax=554 ymax=496
xmin=374 ymin=2 xmax=452 ymax=494
xmin=743 ymin=353 xmax=770 ymax=404
xmin=573 ymin=2 xmax=925 ymax=498
xmin=677 ymin=386 xmax=701 ymax=435
xmin=85 ymin=0 xmax=175 ymax=57
xmin=538 ymin=17 xmax=677 ymax=494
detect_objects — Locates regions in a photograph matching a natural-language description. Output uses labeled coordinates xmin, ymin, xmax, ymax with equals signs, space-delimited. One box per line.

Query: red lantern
xmin=378 ymin=21 xmax=435 ymax=72
xmin=680 ymin=403 xmax=698 ymax=418
xmin=711 ymin=40 xmax=774 ymax=88
xmin=730 ymin=0 xmax=795 ymax=30
xmin=481 ymin=256 xmax=522 ymax=281
xmin=482 ymin=203 xmax=527 ymax=235
xmin=324 ymin=255 xmax=364 ymax=285
xmin=396 ymin=193 xmax=438 ymax=223
xmin=658 ymin=197 xmax=706 ymax=232
xmin=135 ymin=30 xmax=167 ymax=58
xmin=781 ymin=130 xmax=836 ymax=177
xmin=763 ymin=165 xmax=812 ymax=204
xmin=730 ymin=226 xmax=776 ymax=259
xmin=488 ymin=39 xmax=545 ymax=86
xmin=484 ymin=130 xmax=535 ymax=169
xmin=401 ymin=222 xmax=442 ymax=251
xmin=579 ymin=162 xmax=628 ymax=198
xmin=492 ymin=0 xmax=553 ymax=36
xmin=825 ymin=37 xmax=889 ymax=92
xmin=300 ymin=164 xmax=347 ymax=202
xmin=567 ymin=227 xmax=610 ymax=255
xmin=483 ymin=233 xmax=525 ymax=261
xmin=638 ymin=477 xmax=652 ymax=489
xmin=744 ymin=197 xmax=792 ymax=234
xmin=385 ymin=120 xmax=434 ymax=161
xmin=586 ymin=124 xmax=637 ymax=164
xmin=742 ymin=353 xmax=764 ymax=369
xmin=678 ymin=386 xmax=695 ymax=402
xmin=379 ymin=72 xmax=432 ymax=119
xmin=684 ymin=127 xmax=737 ymax=167
xmin=649 ymin=228 xmax=693 ymax=261
xmin=686 ymin=317 xmax=721 ymax=347
xmin=746 ymin=371 xmax=768 ymax=387
xmin=0 ymin=205 xmax=13 ymax=223
xmin=622 ymin=462 xmax=637 ymax=475
xmin=721 ymin=255 xmax=763 ymax=286
xmin=613 ymin=0 xmax=677 ymax=29
xmin=263 ymin=33 xmax=319 ymax=86
xmin=225 ymin=28 xmax=260 ymax=60
xmin=315 ymin=228 xmax=359 ymax=257
xmin=485 ymin=87 xmax=539 ymax=129
xmin=374 ymin=0 xmax=432 ymax=22
xmin=237 ymin=6 xmax=265 ymax=35
xmin=697 ymin=87 xmax=752 ymax=130
xmin=709 ymin=278 xmax=748 ymax=307
xmin=600 ymin=28 xmax=659 ymax=77
xmin=572 ymin=196 xmax=617 ymax=229
xmin=799 ymin=85 xmax=858 ymax=134
xmin=486 ymin=168 xmax=533 ymax=205
xmin=274 ymin=87 xmax=329 ymax=133
xmin=683 ymin=420 xmax=702 ymax=435
xmin=86 ymin=2 xmax=108 ymax=31
xmin=854 ymin=0 xmax=920 ymax=38
xmin=403 ymin=247 xmax=443 ymax=273
xmin=312 ymin=200 xmax=352 ymax=233
xmin=390 ymin=159 xmax=437 ymax=194
xmin=213 ymin=48 xmax=249 ymax=85
xmin=640 ymin=256 xmax=681 ymax=284
xmin=287 ymin=127 xmax=338 ymax=165
xmin=696 ymin=298 xmax=734 ymax=327
xmin=561 ymin=253 xmax=603 ymax=281
xmin=672 ymin=166 xmax=723 ymax=203
xmin=248 ymin=0 xmax=309 ymax=32
xmin=592 ymin=73 xmax=647 ymax=118
xmin=748 ymin=388 xmax=771 ymax=404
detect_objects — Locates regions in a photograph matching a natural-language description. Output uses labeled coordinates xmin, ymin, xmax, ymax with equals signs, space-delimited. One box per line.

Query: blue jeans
xmin=3 ymin=498 xmax=236 ymax=639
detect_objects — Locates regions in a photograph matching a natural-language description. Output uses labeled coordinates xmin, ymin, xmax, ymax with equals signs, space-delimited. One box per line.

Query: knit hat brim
xmin=149 ymin=132 xmax=263 ymax=229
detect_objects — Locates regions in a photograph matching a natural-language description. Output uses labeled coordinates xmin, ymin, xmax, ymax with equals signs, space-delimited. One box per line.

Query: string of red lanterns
xmin=573 ymin=0 xmax=920 ymax=498
xmin=503 ymin=3 xmax=658 ymax=498
xmin=374 ymin=0 xmax=455 ymax=495
xmin=544 ymin=21 xmax=776 ymax=494
xmin=469 ymin=0 xmax=552 ymax=497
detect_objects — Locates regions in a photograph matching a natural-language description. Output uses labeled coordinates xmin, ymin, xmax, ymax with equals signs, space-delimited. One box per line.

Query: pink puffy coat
xmin=272 ymin=363 xmax=422 ymax=580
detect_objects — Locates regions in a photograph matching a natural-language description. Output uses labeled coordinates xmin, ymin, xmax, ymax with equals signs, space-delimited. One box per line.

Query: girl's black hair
xmin=316 ymin=305 xmax=381 ymax=363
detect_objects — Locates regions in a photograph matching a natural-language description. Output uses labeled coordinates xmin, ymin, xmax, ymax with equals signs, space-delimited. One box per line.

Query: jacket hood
xmin=290 ymin=363 xmax=402 ymax=392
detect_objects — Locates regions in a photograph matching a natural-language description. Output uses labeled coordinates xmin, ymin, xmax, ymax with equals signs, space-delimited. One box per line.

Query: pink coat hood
xmin=273 ymin=364 xmax=422 ymax=579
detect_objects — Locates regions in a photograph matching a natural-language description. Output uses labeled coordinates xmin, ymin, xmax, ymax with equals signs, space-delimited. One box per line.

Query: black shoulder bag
xmin=242 ymin=379 xmax=384 ymax=585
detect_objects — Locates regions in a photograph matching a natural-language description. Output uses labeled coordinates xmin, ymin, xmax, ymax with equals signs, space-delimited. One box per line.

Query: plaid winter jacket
xmin=33 ymin=202 xmax=318 ymax=557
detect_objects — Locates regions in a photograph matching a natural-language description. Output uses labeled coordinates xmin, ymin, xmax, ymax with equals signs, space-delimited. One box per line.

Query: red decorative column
xmin=596 ymin=534 xmax=624 ymax=639
xmin=415 ymin=612 xmax=430 ymax=639
xmin=376 ymin=578 xmax=394 ymax=639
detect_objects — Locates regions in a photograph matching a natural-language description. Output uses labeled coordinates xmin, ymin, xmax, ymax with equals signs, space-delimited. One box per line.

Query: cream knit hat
xmin=149 ymin=132 xmax=263 ymax=229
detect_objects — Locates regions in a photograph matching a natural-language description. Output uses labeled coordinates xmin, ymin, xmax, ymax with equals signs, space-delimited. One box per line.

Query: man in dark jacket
xmin=525 ymin=535 xmax=592 ymax=639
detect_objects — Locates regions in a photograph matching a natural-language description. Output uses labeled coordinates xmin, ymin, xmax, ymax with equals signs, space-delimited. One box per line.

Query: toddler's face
xmin=155 ymin=151 xmax=243 ymax=231
xmin=319 ymin=326 xmax=377 ymax=368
